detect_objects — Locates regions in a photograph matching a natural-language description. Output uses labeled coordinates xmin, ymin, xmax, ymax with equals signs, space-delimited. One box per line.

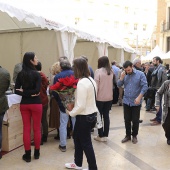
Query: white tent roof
xmin=141 ymin=45 xmax=164 ymax=61
xmin=0 ymin=0 xmax=135 ymax=53
xmin=160 ymin=51 xmax=170 ymax=59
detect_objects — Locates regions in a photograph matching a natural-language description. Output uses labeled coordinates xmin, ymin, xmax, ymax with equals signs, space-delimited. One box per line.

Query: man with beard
xmin=118 ymin=61 xmax=148 ymax=144
xmin=150 ymin=56 xmax=167 ymax=125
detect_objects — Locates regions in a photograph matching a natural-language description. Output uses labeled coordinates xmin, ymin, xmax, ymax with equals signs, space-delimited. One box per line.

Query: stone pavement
xmin=1 ymin=104 xmax=170 ymax=170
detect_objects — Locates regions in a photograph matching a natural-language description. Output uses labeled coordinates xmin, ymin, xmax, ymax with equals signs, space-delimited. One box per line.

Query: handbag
xmin=87 ymin=77 xmax=103 ymax=129
xmin=86 ymin=112 xmax=97 ymax=129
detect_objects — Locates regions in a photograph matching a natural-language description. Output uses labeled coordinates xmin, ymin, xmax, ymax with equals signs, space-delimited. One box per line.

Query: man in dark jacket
xmin=150 ymin=56 xmax=167 ymax=125
xmin=0 ymin=66 xmax=10 ymax=159
xmin=144 ymin=62 xmax=154 ymax=111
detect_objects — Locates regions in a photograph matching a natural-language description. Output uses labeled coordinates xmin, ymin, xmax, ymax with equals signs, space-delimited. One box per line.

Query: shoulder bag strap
xmin=87 ymin=77 xmax=96 ymax=101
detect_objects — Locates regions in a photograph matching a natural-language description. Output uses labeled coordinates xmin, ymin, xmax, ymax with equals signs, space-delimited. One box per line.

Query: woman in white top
xmin=65 ymin=57 xmax=98 ymax=170
xmin=94 ymin=56 xmax=113 ymax=142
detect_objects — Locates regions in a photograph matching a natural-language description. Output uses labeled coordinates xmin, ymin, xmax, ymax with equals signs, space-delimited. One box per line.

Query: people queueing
xmin=0 ymin=66 xmax=10 ymax=159
xmin=15 ymin=52 xmax=42 ymax=162
xmin=4 ymin=53 xmax=170 ymax=167
xmin=13 ymin=63 xmax=22 ymax=83
xmin=81 ymin=55 xmax=94 ymax=79
xmin=93 ymin=56 xmax=113 ymax=142
xmin=35 ymin=61 xmax=49 ymax=144
xmin=49 ymin=62 xmax=61 ymax=140
xmin=143 ymin=62 xmax=154 ymax=111
xmin=53 ymin=57 xmax=76 ymax=152
xmin=111 ymin=60 xmax=120 ymax=104
xmin=65 ymin=57 xmax=98 ymax=170
xmin=117 ymin=64 xmax=124 ymax=106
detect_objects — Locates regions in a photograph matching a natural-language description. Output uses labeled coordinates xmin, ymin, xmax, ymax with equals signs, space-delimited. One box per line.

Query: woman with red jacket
xmin=35 ymin=62 xmax=49 ymax=143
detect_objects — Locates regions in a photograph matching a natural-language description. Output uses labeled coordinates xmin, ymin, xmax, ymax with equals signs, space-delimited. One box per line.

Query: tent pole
xmin=20 ymin=32 xmax=23 ymax=60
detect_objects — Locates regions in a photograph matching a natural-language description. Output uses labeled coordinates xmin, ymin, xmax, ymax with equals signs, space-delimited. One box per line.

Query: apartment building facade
xmin=158 ymin=0 xmax=170 ymax=52
xmin=70 ymin=0 xmax=157 ymax=56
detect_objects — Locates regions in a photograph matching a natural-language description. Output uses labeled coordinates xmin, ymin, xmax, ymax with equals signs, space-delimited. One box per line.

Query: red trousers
xmin=20 ymin=104 xmax=42 ymax=150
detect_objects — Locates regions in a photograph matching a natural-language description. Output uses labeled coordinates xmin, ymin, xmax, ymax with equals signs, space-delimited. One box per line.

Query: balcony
xmin=161 ymin=22 xmax=170 ymax=32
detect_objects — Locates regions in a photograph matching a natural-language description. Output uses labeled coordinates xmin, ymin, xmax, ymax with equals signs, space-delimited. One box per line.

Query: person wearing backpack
xmin=150 ymin=56 xmax=167 ymax=126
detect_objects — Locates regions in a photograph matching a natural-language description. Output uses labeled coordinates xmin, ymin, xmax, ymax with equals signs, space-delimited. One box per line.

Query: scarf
xmin=151 ymin=64 xmax=162 ymax=78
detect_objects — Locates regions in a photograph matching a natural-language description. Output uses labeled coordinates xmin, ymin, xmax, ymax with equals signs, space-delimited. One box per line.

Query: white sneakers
xmin=94 ymin=136 xmax=107 ymax=142
xmin=65 ymin=163 xmax=88 ymax=170
xmin=65 ymin=163 xmax=82 ymax=169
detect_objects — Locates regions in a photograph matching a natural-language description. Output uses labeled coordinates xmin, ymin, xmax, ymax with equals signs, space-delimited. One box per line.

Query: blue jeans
xmin=146 ymin=98 xmax=152 ymax=110
xmin=59 ymin=110 xmax=75 ymax=146
xmin=0 ymin=112 xmax=5 ymax=150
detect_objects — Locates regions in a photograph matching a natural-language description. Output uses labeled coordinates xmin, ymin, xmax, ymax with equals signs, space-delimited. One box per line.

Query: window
xmin=143 ymin=24 xmax=147 ymax=31
xmin=114 ymin=21 xmax=119 ymax=29
xmin=124 ymin=23 xmax=129 ymax=29
xmin=134 ymin=23 xmax=138 ymax=30
xmin=125 ymin=7 xmax=128 ymax=14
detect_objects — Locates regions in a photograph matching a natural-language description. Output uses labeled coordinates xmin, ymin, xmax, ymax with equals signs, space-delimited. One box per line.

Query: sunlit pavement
xmin=1 ymin=104 xmax=170 ymax=170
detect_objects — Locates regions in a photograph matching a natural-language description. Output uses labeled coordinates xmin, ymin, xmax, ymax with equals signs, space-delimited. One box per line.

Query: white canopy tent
xmin=0 ymin=0 xmax=135 ymax=76
xmin=141 ymin=45 xmax=164 ymax=62
xmin=161 ymin=51 xmax=170 ymax=59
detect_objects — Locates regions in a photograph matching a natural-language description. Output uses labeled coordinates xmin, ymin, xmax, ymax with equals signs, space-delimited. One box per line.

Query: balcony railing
xmin=161 ymin=22 xmax=170 ymax=32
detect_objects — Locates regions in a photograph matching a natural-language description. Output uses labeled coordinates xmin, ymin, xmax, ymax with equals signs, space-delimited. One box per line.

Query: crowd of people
xmin=1 ymin=52 xmax=170 ymax=170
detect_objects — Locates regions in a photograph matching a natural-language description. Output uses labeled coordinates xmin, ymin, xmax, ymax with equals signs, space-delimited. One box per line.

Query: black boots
xmin=34 ymin=149 xmax=40 ymax=159
xmin=22 ymin=150 xmax=31 ymax=162
xmin=22 ymin=149 xmax=40 ymax=162
xmin=42 ymin=134 xmax=47 ymax=142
